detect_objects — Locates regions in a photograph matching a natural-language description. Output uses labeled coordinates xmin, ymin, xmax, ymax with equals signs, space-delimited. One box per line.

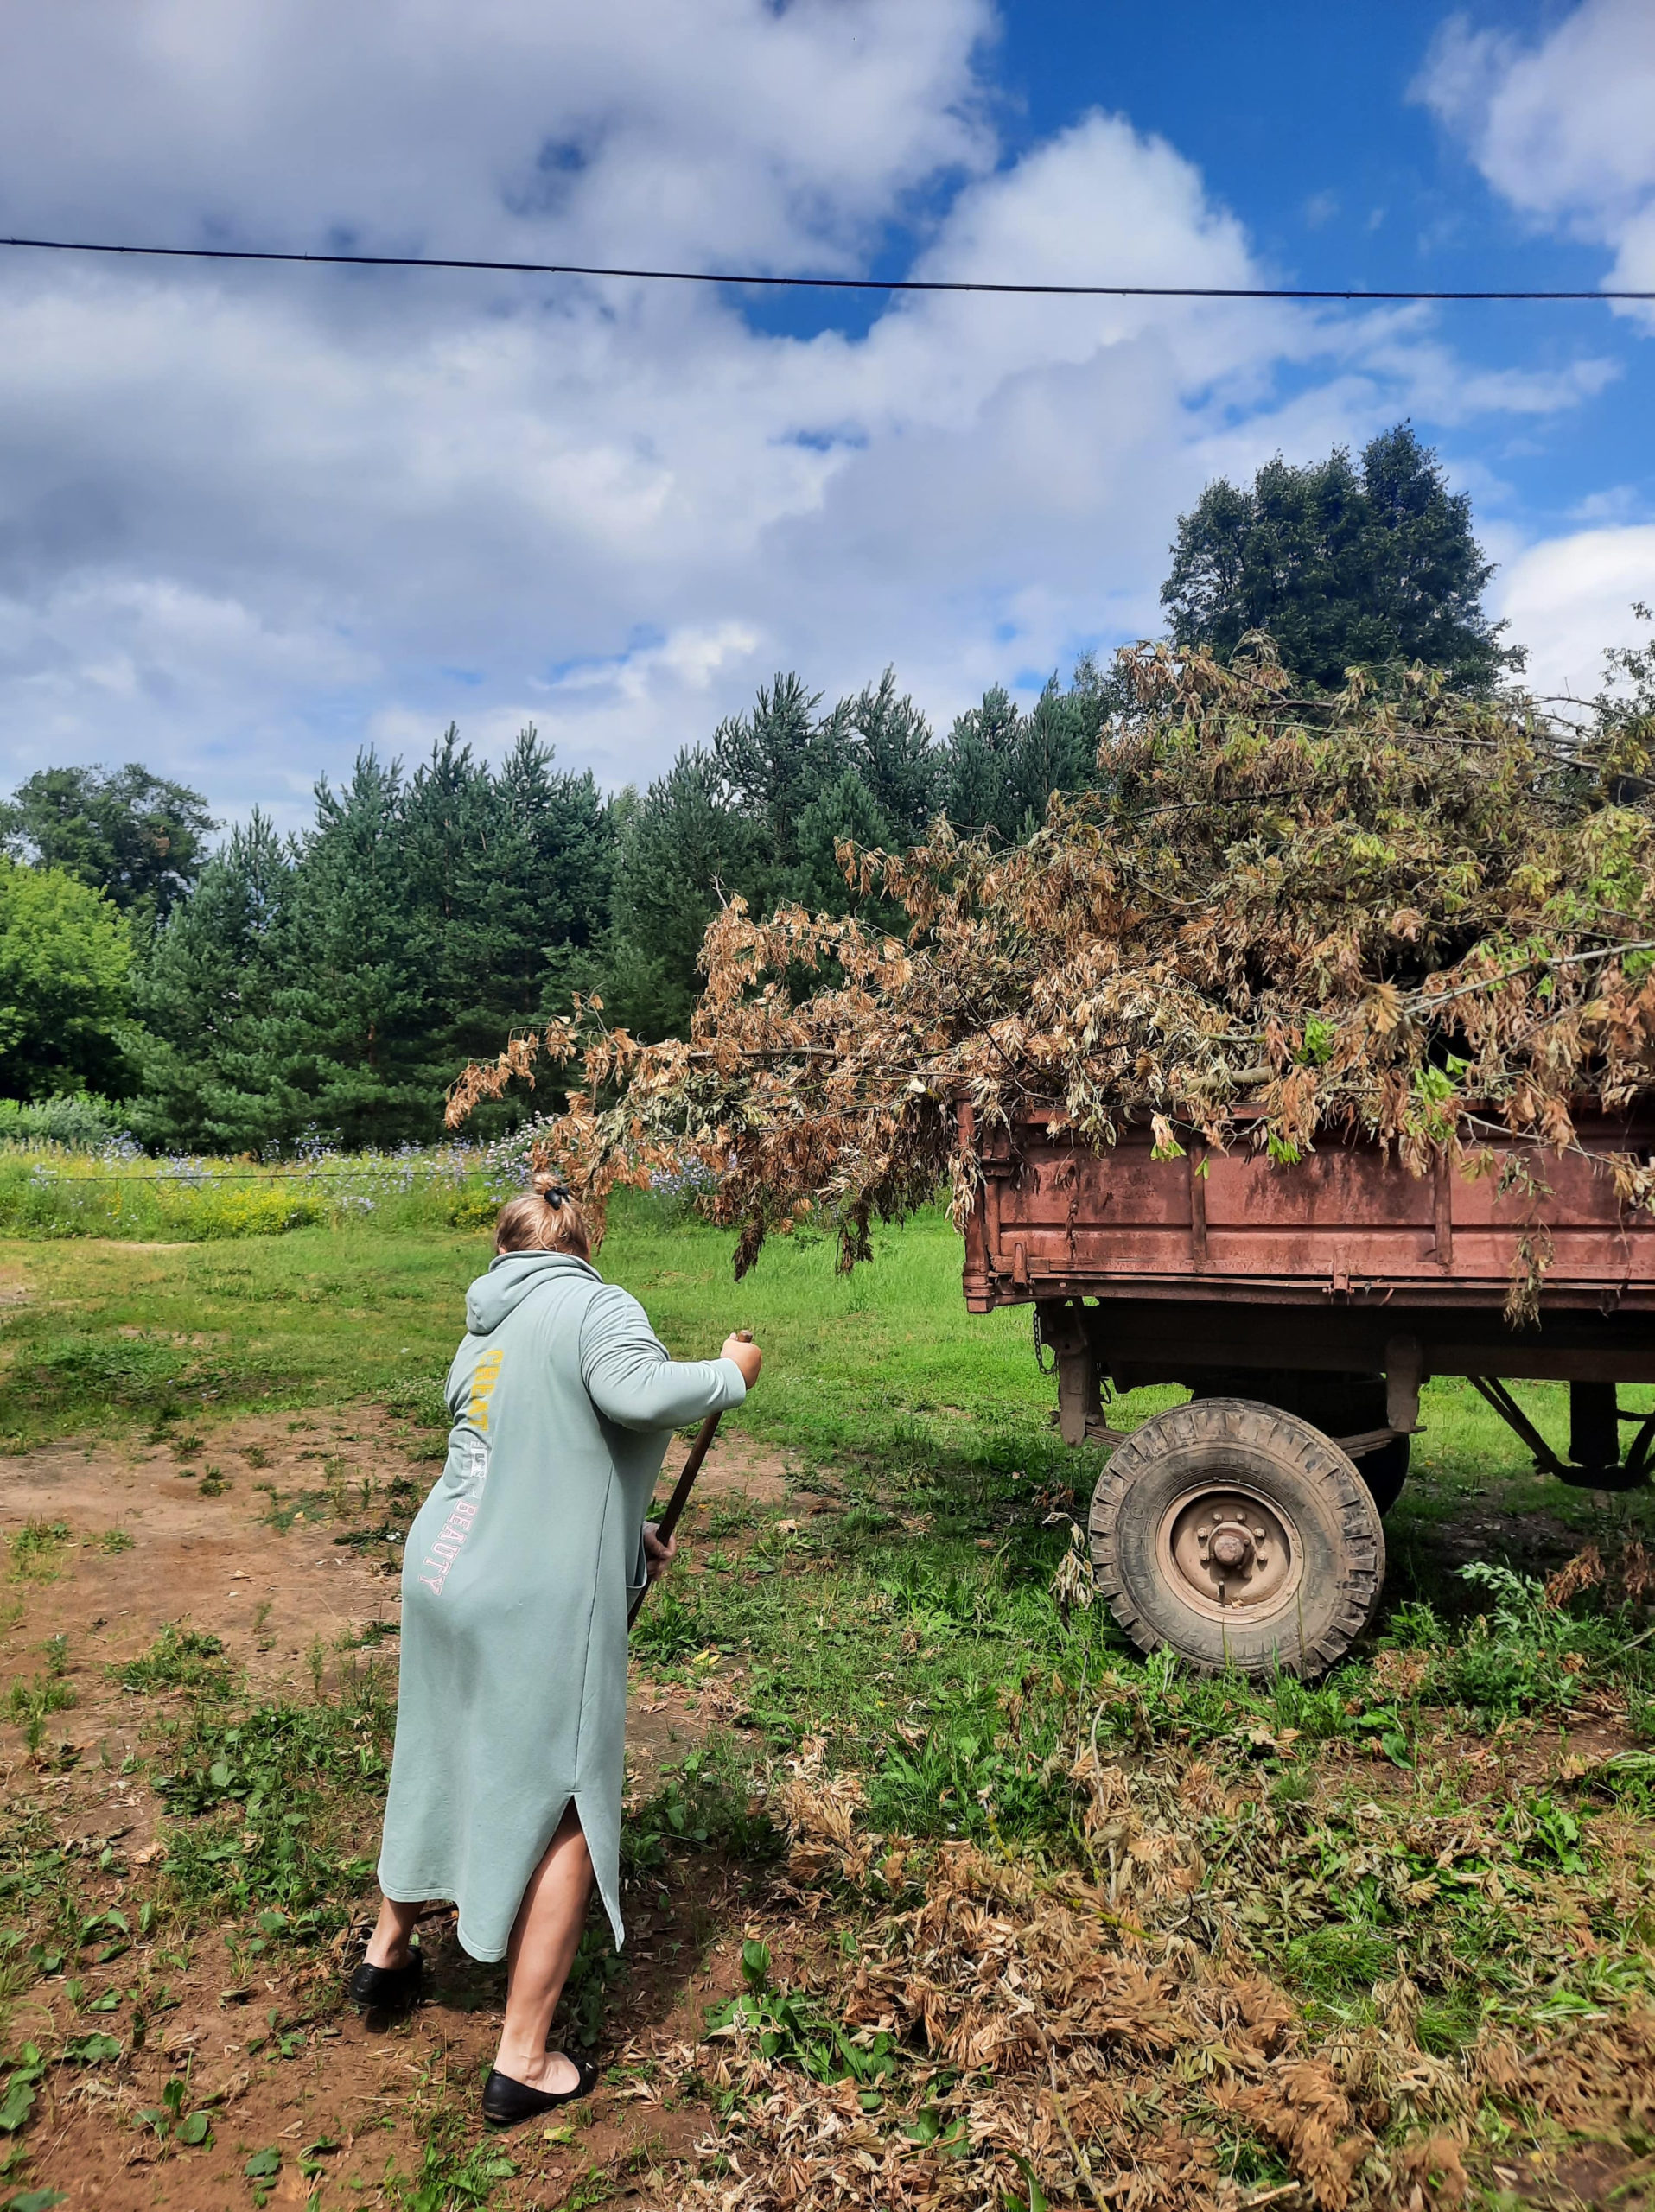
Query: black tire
xmin=1089 ymin=1396 xmax=1386 ymax=1678
xmin=1188 ymin=1374 xmax=1410 ymax=1518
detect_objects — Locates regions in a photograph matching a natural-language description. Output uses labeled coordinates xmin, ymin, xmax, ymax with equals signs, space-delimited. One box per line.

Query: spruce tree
xmin=131 ymin=812 xmax=293 ymax=1149
xmin=844 ymin=670 xmax=940 ymax=843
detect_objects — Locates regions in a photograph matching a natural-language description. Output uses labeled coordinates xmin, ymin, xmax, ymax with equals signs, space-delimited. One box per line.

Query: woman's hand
xmin=722 ymin=1332 xmax=763 ymax=1388
xmin=643 ymin=1521 xmax=677 ymax=1584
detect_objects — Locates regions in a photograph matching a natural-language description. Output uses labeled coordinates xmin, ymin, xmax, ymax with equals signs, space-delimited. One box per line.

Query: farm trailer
xmin=959 ymin=1103 xmax=1655 ymax=1676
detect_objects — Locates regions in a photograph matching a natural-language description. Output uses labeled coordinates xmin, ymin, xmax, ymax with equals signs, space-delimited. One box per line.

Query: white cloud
xmin=1569 ymin=486 xmax=1648 ymax=526
xmin=0 ymin=1 xmax=1631 ymax=823
xmin=1416 ymin=2 xmax=1655 ymax=315
xmin=0 ymin=0 xmax=995 ymax=272
xmin=1492 ymin=525 xmax=1655 ymax=699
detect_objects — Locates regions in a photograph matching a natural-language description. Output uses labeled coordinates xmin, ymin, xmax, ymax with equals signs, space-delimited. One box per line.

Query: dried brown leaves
xmin=641 ymin=1739 xmax=1655 ymax=2212
xmin=449 ymin=645 xmax=1655 ymax=1281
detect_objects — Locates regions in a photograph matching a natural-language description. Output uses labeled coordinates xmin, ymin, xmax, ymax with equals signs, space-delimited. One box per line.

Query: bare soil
xmin=0 ymin=1411 xmax=805 ymax=2209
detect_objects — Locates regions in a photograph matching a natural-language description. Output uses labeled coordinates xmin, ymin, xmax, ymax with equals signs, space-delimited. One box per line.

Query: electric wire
xmin=0 ymin=232 xmax=1650 ymax=301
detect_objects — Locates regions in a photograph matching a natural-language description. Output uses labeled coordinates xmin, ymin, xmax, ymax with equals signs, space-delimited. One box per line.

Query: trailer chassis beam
xmin=1467 ymin=1376 xmax=1570 ymax=1478
xmin=1467 ymin=1376 xmax=1654 ymax=1491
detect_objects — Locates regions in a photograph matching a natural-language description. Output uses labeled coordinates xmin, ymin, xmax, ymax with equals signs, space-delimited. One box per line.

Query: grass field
xmin=1 ymin=1197 xmax=1653 ymax=2209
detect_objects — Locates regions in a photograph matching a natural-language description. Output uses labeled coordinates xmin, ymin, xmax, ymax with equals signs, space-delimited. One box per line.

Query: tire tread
xmin=1088 ymin=1396 xmax=1384 ymax=1680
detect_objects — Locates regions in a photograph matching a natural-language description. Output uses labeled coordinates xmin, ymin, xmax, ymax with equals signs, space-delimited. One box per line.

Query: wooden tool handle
xmin=628 ymin=1332 xmax=751 ymax=1625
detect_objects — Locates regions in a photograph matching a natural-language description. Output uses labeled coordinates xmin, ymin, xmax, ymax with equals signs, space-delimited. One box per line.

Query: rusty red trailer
xmin=960 ymin=1103 xmax=1655 ymax=1676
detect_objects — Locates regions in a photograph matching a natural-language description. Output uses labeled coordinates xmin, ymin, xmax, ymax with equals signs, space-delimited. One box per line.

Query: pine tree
xmin=264 ymin=754 xmax=434 ymax=1145
xmin=400 ymin=727 xmax=507 ymax=1084
xmin=496 ymin=727 xmax=611 ymax=1023
xmin=1007 ymin=677 xmax=1103 ymax=827
xmin=942 ymin=685 xmax=1025 ymax=840
xmin=712 ymin=673 xmax=850 ymax=881
xmin=604 ymin=749 xmax=757 ymax=1037
xmin=792 ymin=767 xmax=894 ymax=914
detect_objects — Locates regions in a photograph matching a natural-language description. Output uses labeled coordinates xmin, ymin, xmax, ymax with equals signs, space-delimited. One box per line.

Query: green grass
xmin=0 ymin=1227 xmax=480 ymax=1449
xmin=8 ymin=1190 xmax=1651 ymax=1585
xmin=1 ymin=1197 xmax=1111 ymax=1465
xmin=2 ymin=1194 xmax=1654 ymax=2207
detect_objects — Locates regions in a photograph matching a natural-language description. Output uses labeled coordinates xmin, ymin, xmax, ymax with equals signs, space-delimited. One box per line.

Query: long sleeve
xmin=578 ymin=1284 xmax=747 ymax=1433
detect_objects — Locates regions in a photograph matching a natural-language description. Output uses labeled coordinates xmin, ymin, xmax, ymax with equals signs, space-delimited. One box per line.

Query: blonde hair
xmin=494 ymin=1168 xmax=592 ymax=1259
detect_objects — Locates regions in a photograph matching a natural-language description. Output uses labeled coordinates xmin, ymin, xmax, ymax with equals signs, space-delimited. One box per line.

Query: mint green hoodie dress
xmin=375 ymin=1250 xmax=747 ymax=1961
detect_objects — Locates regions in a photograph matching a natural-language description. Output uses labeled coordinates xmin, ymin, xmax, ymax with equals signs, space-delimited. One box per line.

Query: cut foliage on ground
xmin=0 ymin=1211 xmax=1652 ymax=2209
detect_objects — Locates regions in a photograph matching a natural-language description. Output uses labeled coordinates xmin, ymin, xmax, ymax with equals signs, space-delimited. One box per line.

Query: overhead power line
xmin=0 ymin=232 xmax=1650 ymax=302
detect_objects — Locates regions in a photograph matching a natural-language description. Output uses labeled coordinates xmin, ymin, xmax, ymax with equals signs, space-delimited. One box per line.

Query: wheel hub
xmin=1158 ymin=1484 xmax=1299 ymax=1620
xmin=1208 ymin=1523 xmax=1254 ymax=1572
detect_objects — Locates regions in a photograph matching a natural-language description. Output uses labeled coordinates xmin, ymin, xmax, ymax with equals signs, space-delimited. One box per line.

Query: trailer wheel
xmin=1088 ymin=1397 xmax=1385 ymax=1678
xmin=1188 ymin=1376 xmax=1409 ymax=1516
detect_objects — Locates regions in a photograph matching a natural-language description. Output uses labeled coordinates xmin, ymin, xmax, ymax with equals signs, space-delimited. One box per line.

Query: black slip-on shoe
xmin=347 ymin=1948 xmax=423 ymax=2012
xmin=481 ymin=2056 xmax=599 ymax=2129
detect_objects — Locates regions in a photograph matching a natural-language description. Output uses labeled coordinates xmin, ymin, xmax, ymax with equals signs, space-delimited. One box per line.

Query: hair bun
xmin=531 ymin=1167 xmax=568 ymax=1205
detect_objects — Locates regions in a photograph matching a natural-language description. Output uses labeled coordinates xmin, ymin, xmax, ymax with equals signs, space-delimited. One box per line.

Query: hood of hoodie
xmin=465 ymin=1249 xmax=600 ymax=1337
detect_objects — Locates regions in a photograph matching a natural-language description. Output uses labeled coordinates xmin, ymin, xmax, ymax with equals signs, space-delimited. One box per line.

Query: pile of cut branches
xmin=629 ymin=1737 xmax=1655 ymax=2211
xmin=449 ymin=645 xmax=1655 ymax=1292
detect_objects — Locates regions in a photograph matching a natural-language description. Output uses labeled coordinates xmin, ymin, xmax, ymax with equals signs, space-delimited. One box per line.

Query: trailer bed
xmin=963 ymin=1106 xmax=1655 ymax=1362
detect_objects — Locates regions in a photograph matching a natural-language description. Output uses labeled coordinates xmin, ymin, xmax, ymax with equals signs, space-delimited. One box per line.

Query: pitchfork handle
xmin=627 ymin=1332 xmax=751 ymax=1625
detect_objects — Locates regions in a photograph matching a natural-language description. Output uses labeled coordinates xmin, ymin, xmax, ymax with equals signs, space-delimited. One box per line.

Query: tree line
xmin=1 ymin=424 xmax=1561 ymax=1152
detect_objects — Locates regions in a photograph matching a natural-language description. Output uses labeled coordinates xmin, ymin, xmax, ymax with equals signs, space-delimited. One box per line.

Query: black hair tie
xmin=544 ymin=1187 xmax=566 ymax=1208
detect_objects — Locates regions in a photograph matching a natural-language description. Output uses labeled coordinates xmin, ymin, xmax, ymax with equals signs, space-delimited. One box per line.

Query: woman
xmin=347 ymin=1171 xmax=762 ymax=2127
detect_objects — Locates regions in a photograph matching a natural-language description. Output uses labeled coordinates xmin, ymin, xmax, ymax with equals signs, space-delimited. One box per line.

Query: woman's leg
xmin=364 ymin=1893 xmax=423 ymax=1969
xmin=493 ymin=1802 xmax=594 ymax=2091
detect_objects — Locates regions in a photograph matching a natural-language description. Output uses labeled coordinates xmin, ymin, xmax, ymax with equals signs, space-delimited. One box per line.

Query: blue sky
xmin=1003 ymin=0 xmax=1650 ymax=537
xmin=0 ymin=0 xmax=1649 ymax=823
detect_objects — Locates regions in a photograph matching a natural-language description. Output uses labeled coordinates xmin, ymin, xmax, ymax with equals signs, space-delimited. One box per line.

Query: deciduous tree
xmin=0 ymin=858 xmax=132 ymax=1097
xmin=0 ymin=763 xmax=215 ymax=924
xmin=1162 ymin=423 xmax=1516 ymax=691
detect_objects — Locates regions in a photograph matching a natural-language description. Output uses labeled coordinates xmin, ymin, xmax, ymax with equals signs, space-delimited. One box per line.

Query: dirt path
xmin=0 ymin=1410 xmax=806 ymax=2209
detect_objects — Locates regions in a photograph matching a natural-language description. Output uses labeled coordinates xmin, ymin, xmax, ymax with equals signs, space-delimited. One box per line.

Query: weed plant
xmin=153 ymin=1656 xmax=394 ymax=1930
xmin=5 ymin=1675 xmax=77 ymax=1759
xmin=0 ymin=1140 xmax=514 ymax=1243
xmin=113 ymin=1627 xmax=232 ymax=1698
xmin=3 ymin=1523 xmax=70 ymax=1583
